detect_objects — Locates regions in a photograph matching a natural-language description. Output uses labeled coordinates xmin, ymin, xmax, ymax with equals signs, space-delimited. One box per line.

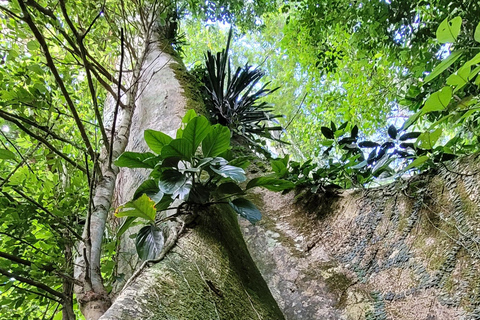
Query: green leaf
xmin=402 ymin=111 xmax=421 ymax=130
xmin=182 ymin=109 xmax=197 ymax=123
xmin=358 ymin=141 xmax=379 ymax=148
xmin=133 ymin=179 xmax=163 ymax=203
xmin=436 ymin=17 xmax=462 ymax=43
xmin=210 ymin=164 xmax=246 ymax=182
xmin=216 ymin=182 xmax=245 ymax=195
xmin=399 ymin=132 xmax=422 ymax=141
xmin=446 ymin=66 xmax=470 ymax=93
xmin=387 ymin=125 xmax=397 ymax=139
xmin=144 ymin=129 xmax=172 ymax=154
xmin=183 ymin=116 xmax=211 ymax=156
xmin=135 ymin=225 xmax=164 ymax=260
xmin=246 ymin=177 xmax=295 ymax=191
xmin=404 ymin=155 xmax=429 ymax=171
xmin=115 ymin=194 xmax=156 ymax=223
xmin=424 ymin=50 xmax=463 ymax=83
xmin=0 ymin=148 xmax=16 ymax=160
xmin=271 ymin=158 xmax=288 ymax=177
xmin=321 ymin=126 xmax=334 ymax=139
xmin=26 ymin=40 xmax=40 ymax=51
xmin=202 ymin=124 xmax=231 ymax=157
xmin=156 ymin=195 xmax=174 ymax=211
xmin=416 ymin=128 xmax=443 ymax=149
xmin=114 ymin=152 xmax=159 ymax=169
xmin=229 ymin=198 xmax=262 ymax=224
xmin=352 ymin=160 xmax=368 ymax=169
xmin=158 ymin=169 xmax=187 ymax=194
xmin=161 ymin=138 xmax=193 ymax=161
xmin=421 ymin=86 xmax=452 ymax=115
xmin=116 ymin=216 xmax=141 ymax=239
xmin=475 ymin=22 xmax=480 ymax=43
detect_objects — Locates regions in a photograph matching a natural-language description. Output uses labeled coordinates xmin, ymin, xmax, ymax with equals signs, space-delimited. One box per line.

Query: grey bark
xmin=102 ymin=45 xmax=284 ymax=319
xmin=241 ymin=156 xmax=480 ymax=319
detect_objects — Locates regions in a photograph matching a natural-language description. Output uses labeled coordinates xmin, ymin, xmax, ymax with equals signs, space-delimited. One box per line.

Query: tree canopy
xmin=0 ymin=0 xmax=480 ymax=318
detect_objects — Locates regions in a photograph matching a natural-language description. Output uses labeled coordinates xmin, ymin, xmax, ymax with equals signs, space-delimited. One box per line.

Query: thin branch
xmin=58 ymin=0 xmax=110 ymax=152
xmin=0 ymin=110 xmax=84 ymax=150
xmin=19 ymin=0 xmax=96 ymax=161
xmin=109 ymin=27 xmax=125 ymax=167
xmin=0 ymin=111 xmax=87 ymax=173
xmin=0 ymin=5 xmax=22 ymax=19
xmin=0 ymin=267 xmax=65 ymax=300
xmin=89 ymin=67 xmax=126 ymax=107
xmin=0 ymin=130 xmax=33 ymax=173
xmin=0 ymin=231 xmax=50 ymax=256
xmin=11 ymin=284 xmax=61 ymax=302
xmin=81 ymin=4 xmax=105 ymax=40
xmin=7 ymin=184 xmax=83 ymax=240
xmin=0 ymin=145 xmax=36 ymax=189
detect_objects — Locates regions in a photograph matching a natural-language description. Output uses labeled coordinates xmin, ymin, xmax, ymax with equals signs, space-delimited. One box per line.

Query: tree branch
xmin=7 ymin=184 xmax=83 ymax=240
xmin=18 ymin=0 xmax=95 ymax=161
xmin=0 ymin=110 xmax=87 ymax=173
xmin=0 ymin=267 xmax=65 ymax=300
xmin=0 ymin=110 xmax=84 ymax=150
xmin=12 ymin=284 xmax=61 ymax=302
xmin=109 ymin=27 xmax=125 ymax=167
xmin=58 ymin=0 xmax=110 ymax=152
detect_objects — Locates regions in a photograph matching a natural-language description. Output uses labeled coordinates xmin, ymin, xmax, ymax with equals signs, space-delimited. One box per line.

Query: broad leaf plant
xmin=114 ymin=110 xmax=293 ymax=260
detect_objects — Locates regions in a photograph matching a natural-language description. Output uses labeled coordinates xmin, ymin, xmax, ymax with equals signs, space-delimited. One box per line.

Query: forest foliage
xmin=0 ymin=0 xmax=479 ymax=319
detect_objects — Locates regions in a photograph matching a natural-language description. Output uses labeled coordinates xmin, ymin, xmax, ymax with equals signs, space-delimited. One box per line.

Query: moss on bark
xmin=101 ymin=206 xmax=284 ymax=320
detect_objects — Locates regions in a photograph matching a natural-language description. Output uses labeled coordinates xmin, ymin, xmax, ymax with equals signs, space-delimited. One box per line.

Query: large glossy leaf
xmin=210 ymin=164 xmax=246 ymax=182
xmin=114 ymin=152 xmax=159 ymax=169
xmin=133 ymin=179 xmax=161 ymax=201
xmin=246 ymin=177 xmax=295 ymax=191
xmin=172 ymin=178 xmax=193 ymax=200
xmin=202 ymin=124 xmax=231 ymax=157
xmin=436 ymin=17 xmax=462 ymax=43
xmin=421 ymin=86 xmax=452 ymax=115
xmin=424 ymin=50 xmax=463 ymax=83
xmin=161 ymin=138 xmax=193 ymax=161
xmin=156 ymin=195 xmax=174 ymax=211
xmin=216 ymin=182 xmax=245 ymax=195
xmin=0 ymin=148 xmax=16 ymax=160
xmin=183 ymin=116 xmax=211 ymax=157
xmin=116 ymin=216 xmax=143 ymax=239
xmin=229 ymin=198 xmax=262 ymax=224
xmin=158 ymin=169 xmax=187 ymax=194
xmin=182 ymin=109 xmax=197 ymax=123
xmin=115 ymin=194 xmax=156 ymax=223
xmin=144 ymin=129 xmax=173 ymax=154
xmin=135 ymin=225 xmax=164 ymax=260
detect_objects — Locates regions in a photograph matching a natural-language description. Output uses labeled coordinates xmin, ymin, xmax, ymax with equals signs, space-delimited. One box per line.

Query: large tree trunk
xmin=101 ymin=44 xmax=284 ymax=319
xmin=241 ymin=156 xmax=480 ymax=319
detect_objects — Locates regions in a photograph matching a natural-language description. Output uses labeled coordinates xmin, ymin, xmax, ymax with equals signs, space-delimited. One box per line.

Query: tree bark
xmin=102 ymin=44 xmax=284 ymax=319
xmin=241 ymin=156 xmax=480 ymax=319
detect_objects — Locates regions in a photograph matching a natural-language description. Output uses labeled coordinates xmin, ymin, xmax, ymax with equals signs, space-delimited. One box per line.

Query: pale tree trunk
xmin=241 ymin=156 xmax=480 ymax=320
xmin=100 ymin=44 xmax=284 ymax=319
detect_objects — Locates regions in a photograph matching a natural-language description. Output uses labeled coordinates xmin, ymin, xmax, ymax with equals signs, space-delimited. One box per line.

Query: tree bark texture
xmin=241 ymin=156 xmax=480 ymax=319
xmin=102 ymin=44 xmax=284 ymax=319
